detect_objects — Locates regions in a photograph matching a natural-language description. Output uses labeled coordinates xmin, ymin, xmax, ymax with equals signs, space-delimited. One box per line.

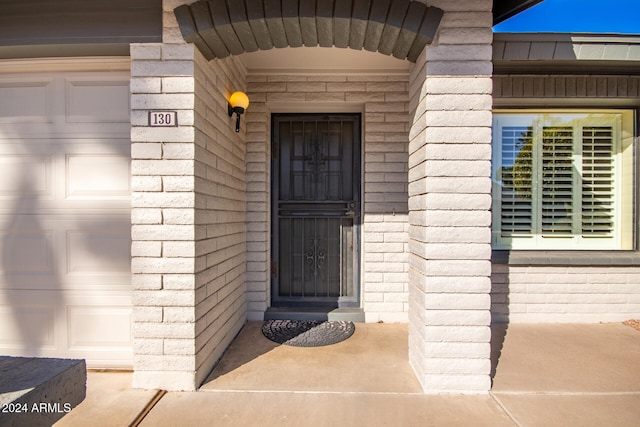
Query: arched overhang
xmin=174 ymin=0 xmax=443 ymax=63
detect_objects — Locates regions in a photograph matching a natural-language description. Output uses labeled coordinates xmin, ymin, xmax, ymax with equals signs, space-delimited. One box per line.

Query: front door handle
xmin=345 ymin=202 xmax=357 ymax=217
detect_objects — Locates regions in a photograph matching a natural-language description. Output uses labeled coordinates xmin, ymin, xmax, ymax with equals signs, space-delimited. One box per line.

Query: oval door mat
xmin=262 ymin=320 xmax=356 ymax=347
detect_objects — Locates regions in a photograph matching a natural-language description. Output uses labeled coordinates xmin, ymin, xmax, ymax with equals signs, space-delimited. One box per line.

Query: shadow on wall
xmin=0 ymin=124 xmax=132 ymax=359
xmin=1 ymin=166 xmax=65 ymax=355
xmin=490 ymin=257 xmax=510 ymax=383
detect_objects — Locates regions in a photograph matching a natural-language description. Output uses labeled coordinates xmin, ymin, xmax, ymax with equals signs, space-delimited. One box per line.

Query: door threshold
xmin=264 ymin=307 xmax=365 ymax=322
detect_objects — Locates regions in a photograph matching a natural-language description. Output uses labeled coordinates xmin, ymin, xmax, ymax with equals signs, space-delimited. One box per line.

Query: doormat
xmin=262 ymin=320 xmax=355 ymax=347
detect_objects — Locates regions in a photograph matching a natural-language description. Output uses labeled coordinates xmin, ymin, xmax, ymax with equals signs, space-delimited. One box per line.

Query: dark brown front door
xmin=271 ymin=114 xmax=361 ymax=308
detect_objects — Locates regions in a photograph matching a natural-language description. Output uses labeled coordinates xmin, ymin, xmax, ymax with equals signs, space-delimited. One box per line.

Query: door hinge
xmin=271 ymin=261 xmax=278 ymax=277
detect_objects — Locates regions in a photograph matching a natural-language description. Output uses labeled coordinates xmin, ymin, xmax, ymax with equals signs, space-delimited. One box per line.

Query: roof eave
xmin=493 ymin=0 xmax=544 ymax=26
xmin=493 ymin=33 xmax=640 ymax=75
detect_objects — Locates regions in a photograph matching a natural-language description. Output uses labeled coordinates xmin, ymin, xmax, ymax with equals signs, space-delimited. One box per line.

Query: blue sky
xmin=493 ymin=0 xmax=640 ymax=34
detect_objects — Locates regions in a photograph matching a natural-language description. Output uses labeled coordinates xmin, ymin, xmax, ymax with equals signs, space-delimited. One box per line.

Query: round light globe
xmin=229 ymin=91 xmax=249 ymax=110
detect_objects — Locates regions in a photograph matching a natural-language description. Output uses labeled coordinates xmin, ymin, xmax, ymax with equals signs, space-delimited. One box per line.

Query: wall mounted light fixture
xmin=227 ymin=91 xmax=249 ymax=133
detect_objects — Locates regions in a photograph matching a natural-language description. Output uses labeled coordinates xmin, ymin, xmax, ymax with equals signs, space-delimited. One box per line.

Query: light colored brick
xmin=132 ymin=160 xmax=195 ymax=176
xmin=133 ymin=338 xmax=164 ymax=355
xmin=162 ymin=44 xmax=195 ymax=60
xmin=163 ymin=241 xmax=196 ymax=257
xmin=132 ymin=93 xmax=195 ymax=110
xmin=131 ymin=60 xmax=195 ymax=77
xmin=164 ymin=307 xmax=196 ymax=323
xmin=132 ymin=274 xmax=162 ymax=290
xmin=163 ymin=143 xmax=195 ymax=159
xmin=425 ymin=60 xmax=493 ymax=76
xmin=163 ymin=208 xmax=195 ymax=225
xmin=286 ymin=82 xmax=326 ymax=92
xmin=162 ymin=77 xmax=195 ymax=93
xmin=437 ymin=28 xmax=493 ymax=45
xmin=424 ymin=126 xmax=492 ymax=143
xmin=164 ymin=339 xmax=196 ymax=355
xmin=130 ymin=44 xmax=162 ymax=60
xmin=131 ymin=192 xmax=195 ymax=208
xmin=424 ymin=293 xmax=491 ymax=310
xmin=132 ymin=307 xmax=163 ymax=323
xmin=163 ymin=176 xmax=195 ymax=192
xmin=131 ymin=77 xmax=162 ymax=93
xmin=133 ymin=290 xmax=195 ymax=308
xmin=132 ymin=143 xmax=163 ymax=159
xmin=425 ymin=110 xmax=492 ymax=127
xmin=132 ymin=224 xmax=194 ymax=241
xmin=132 ymin=176 xmax=163 ymax=192
xmin=163 ymin=274 xmax=196 ymax=290
xmin=131 ymin=126 xmax=195 ymax=143
xmin=132 ymin=257 xmax=195 ymax=274
xmin=424 ymin=143 xmax=491 ymax=161
xmin=131 ymin=208 xmax=162 ymax=225
xmin=132 ymin=241 xmax=162 ymax=257
xmin=424 ymin=358 xmax=491 ymax=375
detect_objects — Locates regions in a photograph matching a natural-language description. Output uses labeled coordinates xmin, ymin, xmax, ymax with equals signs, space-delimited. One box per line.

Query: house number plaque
xmin=148 ymin=111 xmax=178 ymax=127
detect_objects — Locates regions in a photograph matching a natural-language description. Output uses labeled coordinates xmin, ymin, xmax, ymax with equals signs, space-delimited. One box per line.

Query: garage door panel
xmin=63 ymin=293 xmax=133 ymax=367
xmin=1 ymin=214 xmax=131 ymax=290
xmin=66 ymin=226 xmax=131 ymax=276
xmin=67 ymin=305 xmax=132 ymax=349
xmin=65 ymin=77 xmax=130 ymax=123
xmin=0 ymin=67 xmax=132 ymax=366
xmin=0 ymin=78 xmax=54 ymax=123
xmin=0 ymin=291 xmax=132 ymax=367
xmin=0 ymin=154 xmax=53 ymax=199
xmin=0 ymin=72 xmax=130 ymax=138
xmin=0 ymin=140 xmax=131 ymax=210
xmin=1 ymin=226 xmax=56 ymax=274
xmin=0 ymin=304 xmax=57 ymax=349
xmin=66 ymin=154 xmax=131 ymax=200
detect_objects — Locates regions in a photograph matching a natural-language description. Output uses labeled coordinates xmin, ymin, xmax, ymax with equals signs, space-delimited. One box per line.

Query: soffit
xmin=239 ymin=46 xmax=411 ymax=74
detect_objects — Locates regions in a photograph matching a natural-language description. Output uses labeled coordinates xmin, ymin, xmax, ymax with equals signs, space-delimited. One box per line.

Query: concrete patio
xmin=54 ymin=322 xmax=640 ymax=426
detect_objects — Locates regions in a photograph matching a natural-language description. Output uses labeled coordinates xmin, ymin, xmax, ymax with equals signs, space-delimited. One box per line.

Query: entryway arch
xmin=174 ymin=0 xmax=443 ymax=63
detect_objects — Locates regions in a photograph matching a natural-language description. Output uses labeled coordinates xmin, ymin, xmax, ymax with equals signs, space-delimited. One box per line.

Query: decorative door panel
xmin=272 ymin=114 xmax=361 ymax=307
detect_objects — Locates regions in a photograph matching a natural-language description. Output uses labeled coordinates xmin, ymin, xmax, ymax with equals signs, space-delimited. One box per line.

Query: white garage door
xmin=0 ymin=62 xmax=132 ymax=367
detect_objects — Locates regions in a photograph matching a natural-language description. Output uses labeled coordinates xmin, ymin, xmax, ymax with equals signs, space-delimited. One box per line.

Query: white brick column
xmin=407 ymin=1 xmax=493 ymax=393
xmin=130 ymin=43 xmax=199 ymax=391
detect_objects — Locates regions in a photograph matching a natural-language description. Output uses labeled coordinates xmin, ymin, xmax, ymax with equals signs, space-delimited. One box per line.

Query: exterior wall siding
xmin=407 ymin=0 xmax=494 ymax=393
xmin=492 ymin=265 xmax=640 ymax=323
xmin=130 ymin=42 xmax=199 ymax=391
xmin=245 ymin=73 xmax=411 ymax=323
xmin=193 ymin=51 xmax=247 ymax=388
xmin=493 ymin=73 xmax=640 ymax=323
xmin=130 ymin=40 xmax=247 ymax=390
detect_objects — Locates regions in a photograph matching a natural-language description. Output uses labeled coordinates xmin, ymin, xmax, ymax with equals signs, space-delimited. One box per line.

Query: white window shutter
xmin=581 ymin=126 xmax=615 ymax=237
xmin=500 ymin=126 xmax=533 ymax=236
xmin=541 ymin=127 xmax=574 ymax=236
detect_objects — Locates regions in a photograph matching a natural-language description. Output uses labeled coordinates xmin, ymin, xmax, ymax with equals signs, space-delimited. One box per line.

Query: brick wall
xmin=492 ymin=265 xmax=640 ymax=323
xmin=130 ymin=40 xmax=247 ymax=390
xmin=245 ymin=73 xmax=411 ymax=322
xmin=131 ymin=42 xmax=198 ymax=390
xmin=407 ymin=0 xmax=494 ymax=393
xmin=192 ymin=51 xmax=247 ymax=387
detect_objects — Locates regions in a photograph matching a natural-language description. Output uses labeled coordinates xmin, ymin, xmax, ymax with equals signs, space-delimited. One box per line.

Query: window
xmin=492 ymin=111 xmax=634 ymax=250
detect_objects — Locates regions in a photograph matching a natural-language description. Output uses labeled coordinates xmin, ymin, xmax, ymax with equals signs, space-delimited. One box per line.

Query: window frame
xmin=491 ymin=109 xmax=635 ymax=252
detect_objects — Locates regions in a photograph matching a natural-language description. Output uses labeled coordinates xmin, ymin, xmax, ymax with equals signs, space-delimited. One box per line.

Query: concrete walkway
xmin=54 ymin=322 xmax=640 ymax=427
